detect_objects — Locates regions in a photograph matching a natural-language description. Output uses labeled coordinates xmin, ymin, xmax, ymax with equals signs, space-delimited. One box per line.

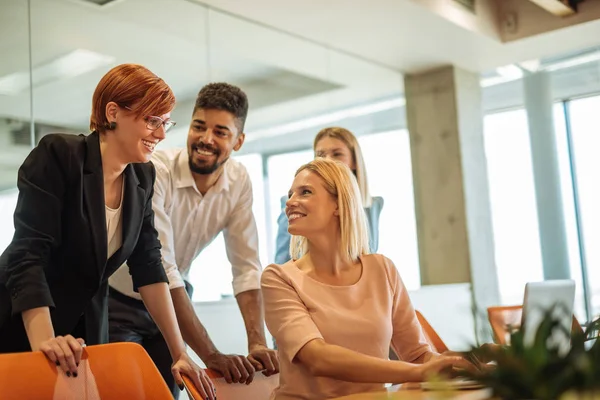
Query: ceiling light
xmin=479 ymin=64 xmax=524 ymax=87
xmin=247 ymin=97 xmax=406 ymax=142
xmin=496 ymin=64 xmax=524 ymax=80
xmin=519 ymin=59 xmax=541 ymax=72
xmin=0 ymin=49 xmax=115 ymax=95
xmin=526 ymin=0 xmax=577 ymax=17
xmin=78 ymin=0 xmax=119 ymax=5
xmin=480 ymin=76 xmax=511 ymax=88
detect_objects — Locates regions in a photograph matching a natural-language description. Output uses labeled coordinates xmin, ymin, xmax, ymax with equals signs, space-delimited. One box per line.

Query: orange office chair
xmin=487 ymin=305 xmax=523 ymax=345
xmin=415 ymin=310 xmax=449 ymax=353
xmin=487 ymin=305 xmax=583 ymax=345
xmin=0 ymin=342 xmax=173 ymax=399
xmin=183 ymin=368 xmax=279 ymax=400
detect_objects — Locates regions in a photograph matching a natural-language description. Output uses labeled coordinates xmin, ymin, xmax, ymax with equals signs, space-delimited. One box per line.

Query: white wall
xmin=409 ymin=283 xmax=477 ymax=351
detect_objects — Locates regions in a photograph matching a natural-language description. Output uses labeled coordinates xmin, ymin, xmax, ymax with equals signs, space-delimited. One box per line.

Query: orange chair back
xmin=415 ymin=310 xmax=449 ymax=353
xmin=183 ymin=368 xmax=279 ymax=400
xmin=0 ymin=350 xmax=57 ymax=398
xmin=487 ymin=305 xmax=583 ymax=345
xmin=0 ymin=342 xmax=172 ymax=400
xmin=487 ymin=305 xmax=523 ymax=345
xmin=85 ymin=342 xmax=173 ymax=399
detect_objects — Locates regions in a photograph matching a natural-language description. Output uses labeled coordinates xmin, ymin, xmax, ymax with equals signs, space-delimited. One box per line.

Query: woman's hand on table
xmin=416 ymin=354 xmax=475 ymax=381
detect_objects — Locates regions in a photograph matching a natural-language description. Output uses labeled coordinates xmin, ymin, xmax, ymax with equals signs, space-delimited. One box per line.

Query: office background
xmin=2 ymin=0 xmax=600 ymax=366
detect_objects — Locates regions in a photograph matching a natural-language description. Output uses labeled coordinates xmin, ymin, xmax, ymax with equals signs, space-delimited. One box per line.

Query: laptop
xmin=521 ymin=279 xmax=575 ymax=355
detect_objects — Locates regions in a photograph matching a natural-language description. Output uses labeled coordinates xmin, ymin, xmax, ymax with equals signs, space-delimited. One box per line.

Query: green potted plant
xmin=463 ymin=308 xmax=600 ymax=400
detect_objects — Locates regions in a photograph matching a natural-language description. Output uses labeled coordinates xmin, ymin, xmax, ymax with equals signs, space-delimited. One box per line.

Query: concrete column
xmin=523 ymin=71 xmax=571 ymax=280
xmin=404 ymin=65 xmax=500 ymax=341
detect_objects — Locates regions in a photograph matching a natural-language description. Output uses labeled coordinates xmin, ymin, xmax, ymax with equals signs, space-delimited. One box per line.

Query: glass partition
xmin=0 ymin=0 xmax=35 ymax=253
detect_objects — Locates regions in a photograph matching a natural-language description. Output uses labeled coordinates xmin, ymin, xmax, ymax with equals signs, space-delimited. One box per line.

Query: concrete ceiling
xmin=194 ymin=0 xmax=600 ymax=73
xmin=4 ymin=0 xmax=599 ymax=134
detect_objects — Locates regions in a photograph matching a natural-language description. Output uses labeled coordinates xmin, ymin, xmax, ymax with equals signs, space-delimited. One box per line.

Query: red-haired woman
xmin=0 ymin=64 xmax=216 ymax=399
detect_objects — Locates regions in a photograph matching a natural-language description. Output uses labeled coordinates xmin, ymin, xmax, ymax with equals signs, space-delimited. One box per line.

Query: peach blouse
xmin=261 ymin=254 xmax=431 ymax=400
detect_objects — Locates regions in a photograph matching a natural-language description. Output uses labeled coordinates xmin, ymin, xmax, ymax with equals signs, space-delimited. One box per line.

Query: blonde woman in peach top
xmin=261 ymin=158 xmax=469 ymax=400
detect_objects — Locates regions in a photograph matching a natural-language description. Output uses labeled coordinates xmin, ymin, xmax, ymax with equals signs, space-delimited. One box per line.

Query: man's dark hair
xmin=193 ymin=82 xmax=249 ymax=132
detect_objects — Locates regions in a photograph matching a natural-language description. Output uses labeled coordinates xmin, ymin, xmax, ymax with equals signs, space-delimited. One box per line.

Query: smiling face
xmin=106 ymin=102 xmax=169 ymax=163
xmin=186 ymin=108 xmax=245 ymax=175
xmin=286 ymin=169 xmax=339 ymax=238
xmin=314 ymin=136 xmax=356 ymax=172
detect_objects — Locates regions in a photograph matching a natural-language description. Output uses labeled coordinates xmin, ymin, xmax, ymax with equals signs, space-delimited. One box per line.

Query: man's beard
xmin=188 ymin=142 xmax=227 ymax=175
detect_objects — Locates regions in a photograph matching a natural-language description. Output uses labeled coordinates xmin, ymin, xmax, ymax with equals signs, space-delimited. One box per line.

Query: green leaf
xmin=461 ymin=309 xmax=600 ymax=399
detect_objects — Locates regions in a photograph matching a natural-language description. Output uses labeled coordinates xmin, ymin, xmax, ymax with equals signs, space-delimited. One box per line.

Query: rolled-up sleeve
xmin=127 ymin=164 xmax=169 ymax=291
xmin=385 ymin=256 xmax=431 ymax=362
xmin=223 ymin=172 xmax=261 ymax=295
xmin=261 ymin=266 xmax=323 ymax=363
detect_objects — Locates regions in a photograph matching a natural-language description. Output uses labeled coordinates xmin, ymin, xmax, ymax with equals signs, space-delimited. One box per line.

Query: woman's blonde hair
xmin=290 ymin=158 xmax=370 ymax=262
xmin=314 ymin=127 xmax=372 ymax=207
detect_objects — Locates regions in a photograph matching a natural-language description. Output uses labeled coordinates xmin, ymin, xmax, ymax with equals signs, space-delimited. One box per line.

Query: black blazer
xmin=0 ymin=132 xmax=168 ymax=352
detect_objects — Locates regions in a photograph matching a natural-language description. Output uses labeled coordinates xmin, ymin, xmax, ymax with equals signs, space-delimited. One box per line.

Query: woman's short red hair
xmin=90 ymin=64 xmax=176 ymax=132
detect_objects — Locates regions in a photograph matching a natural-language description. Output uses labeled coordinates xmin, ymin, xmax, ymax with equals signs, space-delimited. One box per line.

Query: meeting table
xmin=331 ymin=382 xmax=493 ymax=399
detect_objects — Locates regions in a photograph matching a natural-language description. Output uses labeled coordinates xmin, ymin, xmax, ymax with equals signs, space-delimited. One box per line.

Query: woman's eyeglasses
xmin=123 ymin=106 xmax=176 ymax=133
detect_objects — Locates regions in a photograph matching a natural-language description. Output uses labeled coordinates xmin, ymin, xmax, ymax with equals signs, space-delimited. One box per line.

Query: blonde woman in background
xmin=274 ymin=127 xmax=383 ymax=264
xmin=262 ymin=159 xmax=469 ymax=400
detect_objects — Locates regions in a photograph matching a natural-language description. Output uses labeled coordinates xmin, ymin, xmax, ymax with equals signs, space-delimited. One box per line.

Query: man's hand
xmin=204 ymin=352 xmax=256 ymax=385
xmin=248 ymin=343 xmax=279 ymax=377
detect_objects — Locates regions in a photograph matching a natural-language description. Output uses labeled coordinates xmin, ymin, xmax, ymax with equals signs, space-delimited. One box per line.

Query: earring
xmin=108 ymin=121 xmax=117 ymax=130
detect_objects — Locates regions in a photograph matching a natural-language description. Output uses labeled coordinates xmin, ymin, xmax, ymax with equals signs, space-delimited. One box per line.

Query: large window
xmin=483 ymin=109 xmax=544 ymax=306
xmin=554 ymin=104 xmax=587 ymax=320
xmin=266 ymin=149 xmax=313 ymax=262
xmin=566 ymin=96 xmax=600 ymax=318
xmin=484 ymin=106 xmax=589 ymax=319
xmin=188 ymin=154 xmax=267 ymax=302
xmin=359 ymin=130 xmax=420 ymax=290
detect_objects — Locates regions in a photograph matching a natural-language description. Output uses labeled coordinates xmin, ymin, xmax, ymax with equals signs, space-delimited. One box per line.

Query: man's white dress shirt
xmin=109 ymin=148 xmax=262 ymax=300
